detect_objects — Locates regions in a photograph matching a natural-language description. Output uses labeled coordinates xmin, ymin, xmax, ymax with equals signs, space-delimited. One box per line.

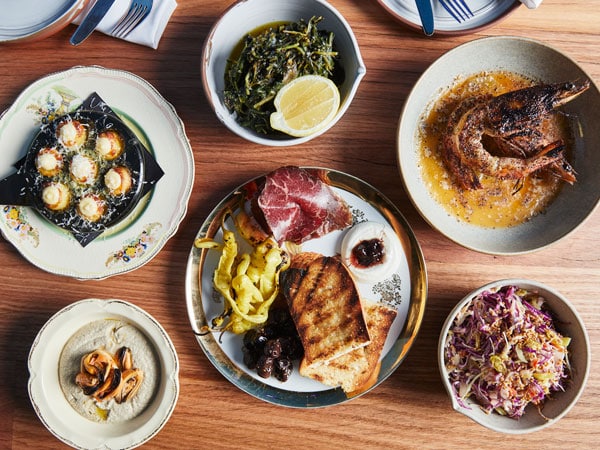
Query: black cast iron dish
xmin=0 ymin=93 xmax=164 ymax=246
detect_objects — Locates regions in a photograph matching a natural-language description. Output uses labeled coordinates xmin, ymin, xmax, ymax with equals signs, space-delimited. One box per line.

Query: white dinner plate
xmin=28 ymin=298 xmax=180 ymax=449
xmin=377 ymin=0 xmax=520 ymax=34
xmin=0 ymin=0 xmax=88 ymax=42
xmin=0 ymin=66 xmax=194 ymax=279
xmin=185 ymin=168 xmax=427 ymax=407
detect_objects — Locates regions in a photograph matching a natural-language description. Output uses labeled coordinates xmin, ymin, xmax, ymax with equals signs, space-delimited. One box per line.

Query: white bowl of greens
xmin=201 ymin=0 xmax=366 ymax=146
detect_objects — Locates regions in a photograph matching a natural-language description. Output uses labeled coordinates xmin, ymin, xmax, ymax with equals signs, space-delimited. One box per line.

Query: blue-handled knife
xmin=415 ymin=0 xmax=435 ymax=36
xmin=70 ymin=0 xmax=116 ymax=45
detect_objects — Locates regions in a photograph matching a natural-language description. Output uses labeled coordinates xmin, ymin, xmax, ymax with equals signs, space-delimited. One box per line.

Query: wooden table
xmin=1 ymin=1 xmax=599 ymax=448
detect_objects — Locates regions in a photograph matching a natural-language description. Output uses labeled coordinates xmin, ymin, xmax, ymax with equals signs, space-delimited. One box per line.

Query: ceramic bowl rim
xmin=397 ymin=36 xmax=600 ymax=255
xmin=438 ymin=278 xmax=591 ymax=434
xmin=201 ymin=0 xmax=366 ymax=147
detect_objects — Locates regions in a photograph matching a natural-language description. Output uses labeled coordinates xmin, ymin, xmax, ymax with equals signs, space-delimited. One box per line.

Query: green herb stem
xmin=223 ymin=16 xmax=341 ymax=135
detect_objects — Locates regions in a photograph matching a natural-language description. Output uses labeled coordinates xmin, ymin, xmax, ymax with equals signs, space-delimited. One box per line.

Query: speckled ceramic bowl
xmin=397 ymin=36 xmax=600 ymax=254
xmin=201 ymin=0 xmax=366 ymax=147
xmin=438 ymin=279 xmax=590 ymax=434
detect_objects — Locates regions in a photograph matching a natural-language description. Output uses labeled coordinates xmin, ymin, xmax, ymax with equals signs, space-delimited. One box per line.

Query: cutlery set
xmin=70 ymin=0 xmax=153 ymax=45
xmin=415 ymin=0 xmax=474 ymax=35
xmin=72 ymin=0 xmax=469 ymax=43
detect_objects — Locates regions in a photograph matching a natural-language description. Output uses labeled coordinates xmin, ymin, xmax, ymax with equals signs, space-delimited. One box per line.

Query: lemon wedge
xmin=270 ymin=75 xmax=341 ymax=137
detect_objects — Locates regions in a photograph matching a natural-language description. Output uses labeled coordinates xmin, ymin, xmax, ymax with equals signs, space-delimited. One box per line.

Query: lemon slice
xmin=270 ymin=75 xmax=341 ymax=137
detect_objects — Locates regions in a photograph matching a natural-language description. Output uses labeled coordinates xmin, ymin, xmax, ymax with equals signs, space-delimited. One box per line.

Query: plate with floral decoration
xmin=0 ymin=66 xmax=194 ymax=279
xmin=185 ymin=167 xmax=427 ymax=407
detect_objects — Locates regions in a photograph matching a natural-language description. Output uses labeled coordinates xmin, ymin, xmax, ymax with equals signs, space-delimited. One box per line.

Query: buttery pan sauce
xmin=416 ymin=71 xmax=569 ymax=228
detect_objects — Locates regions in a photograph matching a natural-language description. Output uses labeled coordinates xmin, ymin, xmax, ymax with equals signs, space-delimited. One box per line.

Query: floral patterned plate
xmin=0 ymin=66 xmax=194 ymax=280
xmin=185 ymin=168 xmax=428 ymax=407
xmin=28 ymin=298 xmax=180 ymax=449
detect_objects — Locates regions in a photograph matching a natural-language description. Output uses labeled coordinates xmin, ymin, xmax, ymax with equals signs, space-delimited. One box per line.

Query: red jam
xmin=351 ymin=238 xmax=385 ymax=268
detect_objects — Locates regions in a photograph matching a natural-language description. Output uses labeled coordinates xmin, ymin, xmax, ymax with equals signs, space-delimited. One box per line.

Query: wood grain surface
xmin=1 ymin=1 xmax=599 ymax=448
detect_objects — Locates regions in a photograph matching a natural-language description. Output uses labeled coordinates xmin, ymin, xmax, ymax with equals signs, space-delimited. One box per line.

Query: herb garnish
xmin=224 ymin=16 xmax=340 ymax=135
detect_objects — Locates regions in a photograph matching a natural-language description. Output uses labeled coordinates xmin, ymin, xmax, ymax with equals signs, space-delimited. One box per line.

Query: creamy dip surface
xmin=59 ymin=319 xmax=159 ymax=423
xmin=416 ymin=71 xmax=568 ymax=228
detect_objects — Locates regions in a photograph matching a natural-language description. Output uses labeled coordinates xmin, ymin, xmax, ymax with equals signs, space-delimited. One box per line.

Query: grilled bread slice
xmin=300 ymin=300 xmax=397 ymax=393
xmin=281 ymin=255 xmax=371 ymax=368
xmin=288 ymin=251 xmax=323 ymax=270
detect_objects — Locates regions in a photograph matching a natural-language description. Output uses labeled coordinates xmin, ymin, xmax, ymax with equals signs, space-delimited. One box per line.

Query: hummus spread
xmin=59 ymin=318 xmax=159 ymax=423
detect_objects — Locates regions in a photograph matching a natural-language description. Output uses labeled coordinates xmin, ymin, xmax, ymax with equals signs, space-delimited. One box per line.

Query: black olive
xmin=242 ymin=346 xmax=258 ymax=370
xmin=263 ymin=325 xmax=279 ymax=340
xmin=263 ymin=339 xmax=282 ymax=359
xmin=256 ymin=355 xmax=274 ymax=378
xmin=281 ymin=335 xmax=304 ymax=360
xmin=242 ymin=328 xmax=257 ymax=349
xmin=274 ymin=357 xmax=293 ymax=382
xmin=243 ymin=328 xmax=268 ymax=352
xmin=241 ymin=307 xmax=304 ymax=382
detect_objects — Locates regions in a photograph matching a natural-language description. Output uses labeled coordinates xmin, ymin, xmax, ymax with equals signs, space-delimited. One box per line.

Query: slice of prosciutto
xmin=255 ymin=166 xmax=353 ymax=244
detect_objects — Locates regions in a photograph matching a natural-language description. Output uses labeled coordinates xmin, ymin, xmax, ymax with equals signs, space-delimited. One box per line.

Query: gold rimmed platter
xmin=185 ymin=167 xmax=427 ymax=407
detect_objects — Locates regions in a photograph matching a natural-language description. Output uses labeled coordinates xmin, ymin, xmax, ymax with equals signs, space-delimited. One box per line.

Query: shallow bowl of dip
xmin=397 ymin=36 xmax=600 ymax=254
xmin=201 ymin=0 xmax=366 ymax=147
xmin=438 ymin=279 xmax=590 ymax=434
xmin=28 ymin=298 xmax=179 ymax=449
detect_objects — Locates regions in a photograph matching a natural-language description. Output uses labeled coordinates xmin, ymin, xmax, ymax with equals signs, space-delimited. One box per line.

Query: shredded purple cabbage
xmin=444 ymin=285 xmax=570 ymax=419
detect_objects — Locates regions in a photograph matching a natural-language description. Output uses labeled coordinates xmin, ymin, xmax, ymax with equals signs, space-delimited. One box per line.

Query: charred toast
xmin=280 ymin=255 xmax=371 ymax=368
xmin=300 ymin=300 xmax=397 ymax=393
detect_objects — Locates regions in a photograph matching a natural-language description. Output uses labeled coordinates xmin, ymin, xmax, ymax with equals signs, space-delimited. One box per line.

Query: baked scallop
xmin=70 ymin=154 xmax=98 ymax=185
xmin=76 ymin=194 xmax=106 ymax=222
xmin=57 ymin=120 xmax=88 ymax=150
xmin=42 ymin=182 xmax=71 ymax=211
xmin=95 ymin=130 xmax=125 ymax=160
xmin=35 ymin=147 xmax=63 ymax=177
xmin=19 ymin=107 xmax=155 ymax=245
xmin=104 ymin=166 xmax=133 ymax=196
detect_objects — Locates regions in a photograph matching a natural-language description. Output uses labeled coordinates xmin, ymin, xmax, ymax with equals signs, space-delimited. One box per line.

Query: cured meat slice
xmin=256 ymin=166 xmax=352 ymax=244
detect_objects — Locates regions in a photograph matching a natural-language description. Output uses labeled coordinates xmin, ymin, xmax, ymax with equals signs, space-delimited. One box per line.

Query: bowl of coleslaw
xmin=438 ymin=279 xmax=590 ymax=434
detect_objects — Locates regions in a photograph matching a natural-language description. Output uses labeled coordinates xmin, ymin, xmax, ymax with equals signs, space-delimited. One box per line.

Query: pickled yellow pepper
xmin=195 ymin=215 xmax=289 ymax=334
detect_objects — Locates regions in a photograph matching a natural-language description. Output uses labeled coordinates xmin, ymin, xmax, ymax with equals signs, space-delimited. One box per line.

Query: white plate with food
xmin=376 ymin=0 xmax=520 ymax=35
xmin=0 ymin=66 xmax=194 ymax=279
xmin=185 ymin=166 xmax=427 ymax=407
xmin=0 ymin=0 xmax=89 ymax=42
xmin=28 ymin=298 xmax=179 ymax=449
xmin=398 ymin=36 xmax=600 ymax=254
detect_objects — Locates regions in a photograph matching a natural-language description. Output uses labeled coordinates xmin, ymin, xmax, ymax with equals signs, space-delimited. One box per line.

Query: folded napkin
xmin=73 ymin=0 xmax=177 ymax=49
xmin=520 ymin=0 xmax=543 ymax=8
